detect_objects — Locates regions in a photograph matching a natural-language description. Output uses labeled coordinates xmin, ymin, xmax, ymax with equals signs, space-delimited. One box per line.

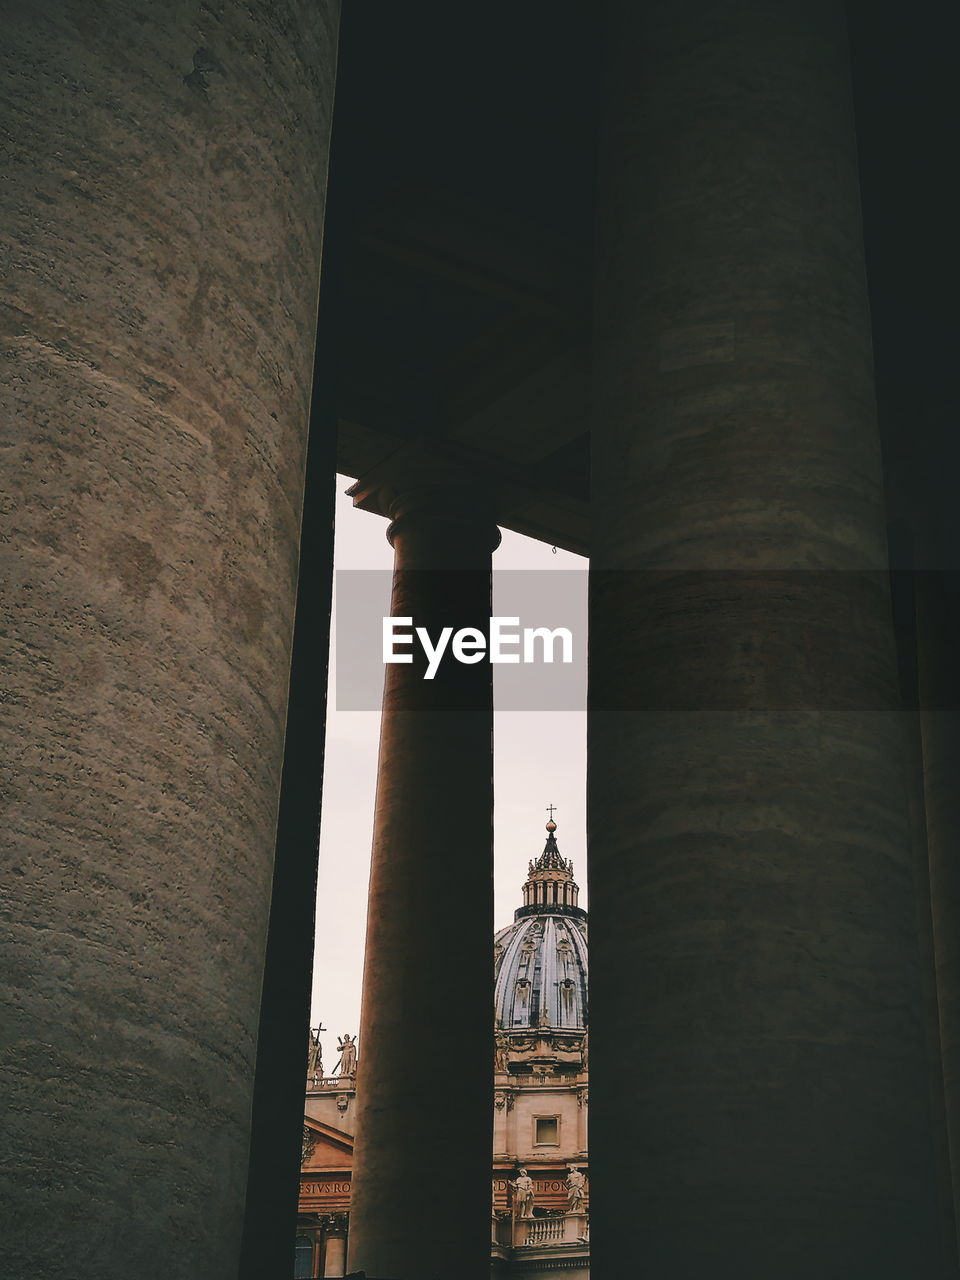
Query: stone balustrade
xmin=308 ymin=1076 xmax=357 ymax=1090
xmin=513 ymin=1211 xmax=589 ymax=1247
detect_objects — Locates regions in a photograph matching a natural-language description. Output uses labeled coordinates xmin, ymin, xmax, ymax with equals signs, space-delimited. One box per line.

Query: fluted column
xmin=589 ymin=2 xmax=946 ymax=1275
xmin=0 ymin=6 xmax=338 ymax=1278
xmin=347 ymin=466 xmax=499 ymax=1280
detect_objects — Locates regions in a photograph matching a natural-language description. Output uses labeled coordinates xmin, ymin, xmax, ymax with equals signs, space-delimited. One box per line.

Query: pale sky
xmin=308 ymin=477 xmax=587 ymax=1050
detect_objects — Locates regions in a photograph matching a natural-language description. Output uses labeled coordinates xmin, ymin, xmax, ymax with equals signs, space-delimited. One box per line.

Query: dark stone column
xmin=918 ymin=567 xmax=960 ymax=1255
xmin=589 ymin=2 xmax=945 ymax=1275
xmin=889 ymin=542 xmax=959 ymax=1273
xmin=347 ymin=466 xmax=499 ymax=1280
xmin=0 ymin=5 xmax=338 ymax=1278
xmin=846 ymin=1 xmax=960 ymax=1255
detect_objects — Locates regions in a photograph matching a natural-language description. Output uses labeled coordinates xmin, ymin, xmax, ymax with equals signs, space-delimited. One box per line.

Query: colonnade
xmin=4 ymin=3 xmax=959 ymax=1279
xmin=346 ymin=4 xmax=957 ymax=1277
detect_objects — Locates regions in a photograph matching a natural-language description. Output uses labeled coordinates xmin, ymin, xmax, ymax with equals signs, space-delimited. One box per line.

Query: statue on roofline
xmin=334 ymin=1033 xmax=357 ymax=1076
xmin=307 ymin=1026 xmax=324 ymax=1080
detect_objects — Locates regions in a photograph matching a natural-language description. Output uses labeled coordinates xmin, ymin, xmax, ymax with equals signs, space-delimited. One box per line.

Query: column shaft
xmin=919 ymin=572 xmax=960 ymax=1251
xmin=322 ymin=1230 xmax=347 ymax=1277
xmin=0 ymin=6 xmax=338 ymax=1277
xmin=347 ymin=501 xmax=498 ymax=1280
xmin=589 ymin=1 xmax=944 ymax=1274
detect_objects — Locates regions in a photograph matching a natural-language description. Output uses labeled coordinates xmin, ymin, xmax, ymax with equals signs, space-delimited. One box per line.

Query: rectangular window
xmin=293 ymin=1235 xmax=313 ymax=1279
xmin=535 ymin=1115 xmax=559 ymax=1144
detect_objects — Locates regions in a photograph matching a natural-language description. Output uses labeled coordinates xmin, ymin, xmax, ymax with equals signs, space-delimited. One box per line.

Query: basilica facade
xmin=297 ymin=820 xmax=589 ymax=1279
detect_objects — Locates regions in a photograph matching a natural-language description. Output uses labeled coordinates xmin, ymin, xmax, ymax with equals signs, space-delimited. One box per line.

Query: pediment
xmin=302 ymin=1117 xmax=354 ymax=1170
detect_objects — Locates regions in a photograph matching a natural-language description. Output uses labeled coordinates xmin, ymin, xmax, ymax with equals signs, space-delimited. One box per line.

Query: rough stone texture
xmin=0 ymin=4 xmax=338 ymax=1276
xmin=348 ymin=496 xmax=498 ymax=1280
xmin=589 ymin=2 xmax=946 ymax=1275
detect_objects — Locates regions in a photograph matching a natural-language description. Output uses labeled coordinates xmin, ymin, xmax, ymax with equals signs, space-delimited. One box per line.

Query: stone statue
xmin=494 ymin=1031 xmax=509 ymax=1074
xmin=307 ymin=1028 xmax=323 ymax=1080
xmin=566 ymin=1166 xmax=586 ymax=1211
xmin=335 ymin=1033 xmax=357 ymax=1076
xmin=512 ymin=1168 xmax=535 ymax=1218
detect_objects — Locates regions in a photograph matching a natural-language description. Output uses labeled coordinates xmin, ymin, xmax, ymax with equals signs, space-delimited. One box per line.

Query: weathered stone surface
xmin=0 ymin=4 xmax=338 ymax=1276
xmin=589 ymin=1 xmax=946 ymax=1274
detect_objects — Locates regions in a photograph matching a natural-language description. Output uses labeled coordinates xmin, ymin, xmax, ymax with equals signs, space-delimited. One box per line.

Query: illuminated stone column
xmin=347 ymin=463 xmax=499 ymax=1280
xmin=0 ymin=5 xmax=338 ymax=1278
xmin=322 ymin=1221 xmax=347 ymax=1278
xmin=589 ymin=1 xmax=947 ymax=1274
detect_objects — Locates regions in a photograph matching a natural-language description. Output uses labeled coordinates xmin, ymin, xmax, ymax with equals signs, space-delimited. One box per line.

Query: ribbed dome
xmin=494 ymin=814 xmax=588 ymax=1034
xmin=494 ymin=911 xmax=588 ymax=1031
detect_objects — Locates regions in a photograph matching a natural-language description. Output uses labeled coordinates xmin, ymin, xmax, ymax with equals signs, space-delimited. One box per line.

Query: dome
xmin=494 ymin=913 xmax=588 ymax=1031
xmin=494 ymin=816 xmax=588 ymax=1035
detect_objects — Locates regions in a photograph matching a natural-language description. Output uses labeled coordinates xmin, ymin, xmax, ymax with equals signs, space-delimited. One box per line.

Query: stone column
xmin=589 ymin=2 xmax=946 ymax=1275
xmin=322 ymin=1221 xmax=347 ymax=1278
xmin=346 ymin=465 xmax=499 ymax=1280
xmin=918 ymin=567 xmax=960 ymax=1251
xmin=885 ymin=524 xmax=958 ymax=1267
xmin=0 ymin=6 xmax=338 ymax=1279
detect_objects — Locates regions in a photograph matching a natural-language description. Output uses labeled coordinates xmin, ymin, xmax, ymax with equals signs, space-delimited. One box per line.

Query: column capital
xmin=346 ymin=444 xmax=501 ymax=552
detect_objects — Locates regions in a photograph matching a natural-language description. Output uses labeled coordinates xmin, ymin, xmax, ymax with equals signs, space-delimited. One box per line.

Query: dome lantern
xmin=518 ymin=809 xmax=582 ymax=917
